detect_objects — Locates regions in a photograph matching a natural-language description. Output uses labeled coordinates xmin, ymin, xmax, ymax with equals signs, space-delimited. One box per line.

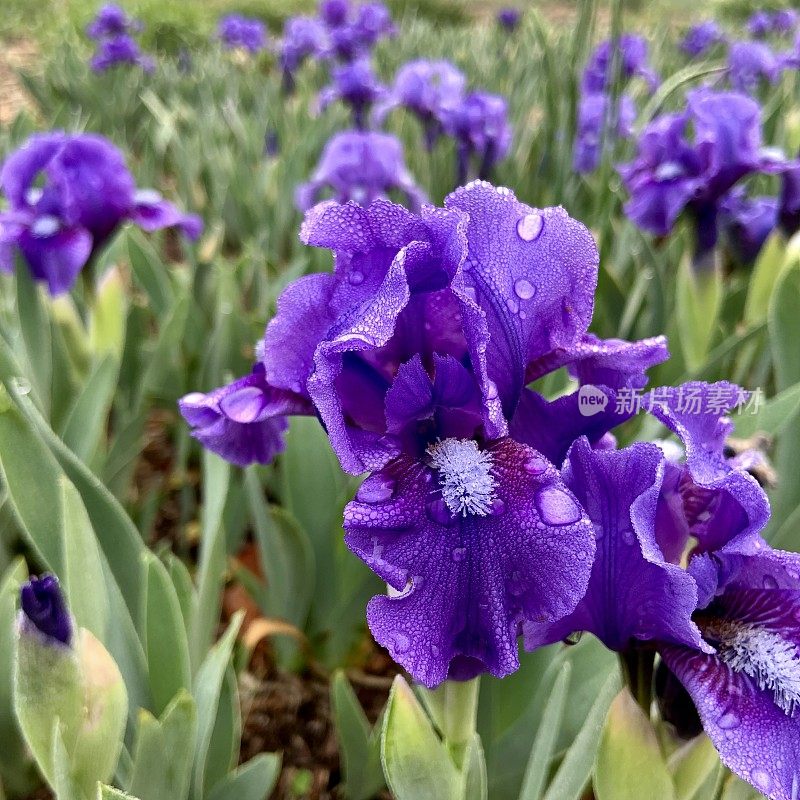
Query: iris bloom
xmin=573 ymin=92 xmax=635 ymax=174
xmin=581 ymin=34 xmax=659 ymax=94
xmin=496 ymin=8 xmax=521 ymax=31
xmin=90 ymin=34 xmax=155 ymax=73
xmin=680 ymin=21 xmax=725 ymax=57
xmin=86 ymin=4 xmax=142 ymax=40
xmin=280 ymin=16 xmax=328 ymax=91
xmin=319 ymin=58 xmax=387 ymax=129
xmin=374 ymin=60 xmax=466 ymax=149
xmin=181 ymin=182 xmax=668 ymax=684
xmin=727 ymin=41 xmax=782 ymax=94
xmin=295 ymin=131 xmax=425 ymax=211
xmin=0 ymin=132 xmax=201 ymax=294
xmin=217 ymin=14 xmax=268 ymax=54
xmin=619 ymin=88 xmax=791 ymax=266
xmin=719 ymin=189 xmax=778 ymax=265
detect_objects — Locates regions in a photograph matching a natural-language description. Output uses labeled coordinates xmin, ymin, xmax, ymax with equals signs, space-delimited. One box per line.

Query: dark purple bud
xmin=497 ymin=8 xmax=521 ymax=31
xmin=264 ymin=129 xmax=280 ymax=158
xmin=20 ymin=575 xmax=72 ymax=645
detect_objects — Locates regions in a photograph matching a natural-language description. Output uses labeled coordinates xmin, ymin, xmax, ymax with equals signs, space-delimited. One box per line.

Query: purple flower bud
xmin=20 ymin=575 xmax=72 ymax=646
xmin=280 ymin=15 xmax=328 ymax=84
xmin=320 ymin=0 xmax=351 ymax=28
xmin=496 ymin=7 xmax=521 ymax=31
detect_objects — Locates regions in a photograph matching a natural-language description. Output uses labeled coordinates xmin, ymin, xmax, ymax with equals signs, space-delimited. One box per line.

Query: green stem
xmin=431 ymin=677 xmax=480 ymax=770
xmin=620 ymin=648 xmax=654 ymax=715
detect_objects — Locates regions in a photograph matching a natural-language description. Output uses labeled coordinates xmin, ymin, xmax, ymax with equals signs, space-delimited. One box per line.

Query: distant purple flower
xmin=661 ymin=547 xmax=800 ymax=800
xmin=353 ymin=2 xmax=395 ymax=47
xmin=748 ymin=8 xmax=798 ymax=37
xmin=497 ymin=8 xmax=521 ymax=31
xmin=619 ymin=88 xmax=791 ymax=265
xmin=296 ymin=131 xmax=425 ymax=211
xmin=319 ymin=58 xmax=387 ymax=128
xmin=217 ymin=14 xmax=267 ymax=54
xmin=86 ymin=4 xmax=142 ymax=40
xmin=748 ymin=10 xmax=773 ymax=38
xmin=582 ymin=33 xmax=659 ymax=93
xmin=180 ymin=363 xmax=312 ymax=467
xmin=280 ymin=16 xmax=328 ymax=90
xmin=774 ymin=8 xmax=800 ymax=33
xmin=374 ymin=60 xmax=466 ymax=149
xmin=320 ymin=0 xmax=351 ymax=28
xmin=90 ymin=33 xmax=154 ymax=72
xmin=0 ymin=132 xmax=202 ymax=294
xmin=441 ymin=92 xmax=513 ymax=184
xmin=727 ymin=41 xmax=782 ymax=94
xmin=20 ymin=575 xmax=72 ymax=646
xmin=681 ymin=21 xmax=725 ymax=57
xmin=573 ymin=92 xmax=635 ymax=174
xmin=720 ymin=188 xmax=778 ymax=264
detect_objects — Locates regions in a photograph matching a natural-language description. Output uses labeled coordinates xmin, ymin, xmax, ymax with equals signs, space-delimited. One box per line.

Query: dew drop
xmin=535 ymin=487 xmax=582 ymax=526
xmin=563 ymin=631 xmax=583 ymax=646
xmin=506 ymin=297 xmax=519 ymax=314
xmin=514 ymin=278 xmax=536 ymax=300
xmin=389 ymin=632 xmax=410 ymax=653
xmin=516 ymin=212 xmax=544 ymax=242
xmin=12 ymin=377 xmax=31 ymax=396
xmin=348 ymin=269 xmax=364 ymax=286
xmin=523 ymin=455 xmax=548 ymax=475
xmin=490 ymin=498 xmax=506 ymax=516
xmin=356 ymin=475 xmax=396 ymax=503
xmin=751 ymin=770 xmax=772 ymax=793
xmin=762 ymin=575 xmax=779 ymax=590
xmin=486 ymin=381 xmax=498 ymax=400
xmin=426 ymin=498 xmax=457 ymax=526
xmin=717 ymin=709 xmax=740 ymax=730
xmin=452 ymin=547 xmax=467 ymax=562
xmin=621 ymin=528 xmax=636 ymax=545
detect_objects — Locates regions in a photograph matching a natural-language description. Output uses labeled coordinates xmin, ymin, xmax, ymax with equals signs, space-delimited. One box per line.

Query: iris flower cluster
xmin=0 ymin=132 xmax=202 ymax=294
xmin=574 ymin=34 xmax=658 ymax=174
xmin=680 ymin=21 xmax=726 ymax=58
xmin=86 ymin=3 xmax=153 ymax=73
xmin=747 ymin=8 xmax=799 ymax=39
xmin=217 ymin=14 xmax=268 ymax=55
xmin=619 ymin=87 xmax=798 ymax=267
xmin=180 ymin=181 xmax=800 ymax=799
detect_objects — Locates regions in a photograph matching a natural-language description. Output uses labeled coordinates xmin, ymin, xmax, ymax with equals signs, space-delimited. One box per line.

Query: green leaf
xmin=126 ymin=230 xmax=173 ymax=318
xmin=61 ymin=478 xmax=108 ymax=641
xmin=141 ymin=553 xmax=191 ymax=715
xmin=205 ymin=753 xmax=282 ymax=800
xmin=676 ymin=256 xmax=722 ymax=373
xmin=331 ymin=671 xmax=384 ymax=800
xmin=463 ymin=734 xmax=488 ymax=800
xmin=59 ymin=355 xmax=119 ymax=464
xmin=191 ymin=450 xmax=230 ymax=671
xmin=593 ymin=688 xmax=675 ymax=800
xmin=745 ymin=233 xmax=787 ymax=324
xmin=98 ymin=786 xmax=141 ymax=800
xmin=668 ymin=736 xmax=721 ymax=800
xmin=15 ymin=258 xmax=52 ymax=414
xmin=769 ymin=262 xmax=800 ymax=392
xmin=128 ymin=691 xmax=197 ymax=800
xmin=192 ymin=612 xmax=243 ymax=799
xmin=88 ymin=267 xmax=128 ymax=362
xmin=721 ymin=773 xmax=765 ymax=800
xmin=734 ymin=382 xmax=800 ymax=439
xmin=542 ymin=669 xmax=621 ymax=800
xmin=517 ymin=662 xmax=571 ymax=800
xmin=202 ymin=665 xmax=241 ymax=793
xmin=381 ymin=676 xmax=461 ymax=800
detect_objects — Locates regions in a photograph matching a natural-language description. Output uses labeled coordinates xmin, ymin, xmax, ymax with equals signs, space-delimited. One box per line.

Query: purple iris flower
xmin=441 ymin=92 xmax=512 ymax=184
xmin=573 ymin=92 xmax=635 ymax=174
xmin=320 ymin=0 xmax=351 ymax=28
xmin=296 ymin=131 xmax=425 ymax=211
xmin=619 ymin=88 xmax=791 ymax=266
xmin=727 ymin=41 xmax=782 ymax=94
xmin=352 ymin=2 xmax=395 ymax=47
xmin=86 ymin=4 xmax=142 ymax=39
xmin=719 ymin=188 xmax=778 ymax=264
xmin=680 ymin=21 xmax=725 ymax=57
xmin=217 ymin=14 xmax=268 ymax=54
xmin=661 ymin=547 xmax=800 ymax=800
xmin=90 ymin=34 xmax=155 ymax=72
xmin=319 ymin=58 xmax=387 ymax=129
xmin=280 ymin=16 xmax=328 ymax=91
xmin=20 ymin=575 xmax=72 ymax=646
xmin=748 ymin=8 xmax=798 ymax=38
xmin=497 ymin=8 xmax=521 ymax=31
xmin=179 ymin=182 xmax=670 ymax=685
xmin=748 ymin=10 xmax=773 ymax=38
xmin=582 ymin=33 xmax=659 ymax=94
xmin=374 ymin=60 xmax=466 ymax=150
xmin=0 ymin=132 xmax=202 ymax=295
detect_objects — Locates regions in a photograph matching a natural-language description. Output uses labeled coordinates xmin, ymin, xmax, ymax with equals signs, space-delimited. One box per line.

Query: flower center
xmin=427 ymin=438 xmax=496 ymax=517
xmin=706 ymin=619 xmax=800 ymax=716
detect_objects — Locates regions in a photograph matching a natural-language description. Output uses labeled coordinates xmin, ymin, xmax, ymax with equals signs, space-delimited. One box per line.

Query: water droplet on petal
xmin=490 ymin=498 xmax=506 ymax=516
xmin=356 ymin=475 xmax=396 ymax=503
xmin=621 ymin=528 xmax=636 ymax=545
xmin=486 ymin=381 xmax=498 ymax=400
xmin=718 ymin=710 xmax=740 ymax=730
xmin=348 ymin=270 xmax=364 ymax=286
xmin=514 ymin=278 xmax=536 ymax=300
xmin=563 ymin=631 xmax=583 ymax=646
xmin=516 ymin=212 xmax=544 ymax=242
xmin=751 ymin=770 xmax=772 ymax=793
xmin=426 ymin=498 xmax=457 ymax=526
xmin=523 ymin=455 xmax=548 ymax=475
xmin=763 ymin=575 xmax=779 ymax=590
xmin=536 ymin=487 xmax=582 ymax=526
xmin=452 ymin=547 xmax=467 ymax=562
xmin=389 ymin=632 xmax=410 ymax=653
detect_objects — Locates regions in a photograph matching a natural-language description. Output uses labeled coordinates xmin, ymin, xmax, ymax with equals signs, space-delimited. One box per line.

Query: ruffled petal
xmin=444 ymin=181 xmax=599 ymax=416
xmin=130 ymin=192 xmax=203 ymax=239
xmin=0 ymin=132 xmax=66 ymax=209
xmin=524 ymin=439 xmax=705 ymax=653
xmin=344 ymin=438 xmax=595 ymax=687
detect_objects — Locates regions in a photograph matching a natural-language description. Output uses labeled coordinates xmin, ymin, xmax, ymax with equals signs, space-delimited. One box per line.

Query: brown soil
xmin=0 ymin=39 xmax=37 ymax=125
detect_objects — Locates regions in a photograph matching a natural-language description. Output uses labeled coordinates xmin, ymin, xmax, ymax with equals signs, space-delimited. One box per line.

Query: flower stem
xmin=620 ymin=648 xmax=654 ymax=715
xmin=432 ymin=677 xmax=480 ymax=770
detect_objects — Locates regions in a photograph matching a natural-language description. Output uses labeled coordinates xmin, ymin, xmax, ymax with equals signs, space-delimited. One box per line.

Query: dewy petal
xmin=17 ymin=225 xmax=93 ymax=295
xmin=179 ymin=366 xmax=313 ymax=467
xmin=648 ymin=381 xmax=770 ymax=557
xmin=344 ymin=438 xmax=595 ymax=687
xmin=445 ymin=181 xmax=599 ymax=417
xmin=523 ymin=439 xmax=705 ymax=653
